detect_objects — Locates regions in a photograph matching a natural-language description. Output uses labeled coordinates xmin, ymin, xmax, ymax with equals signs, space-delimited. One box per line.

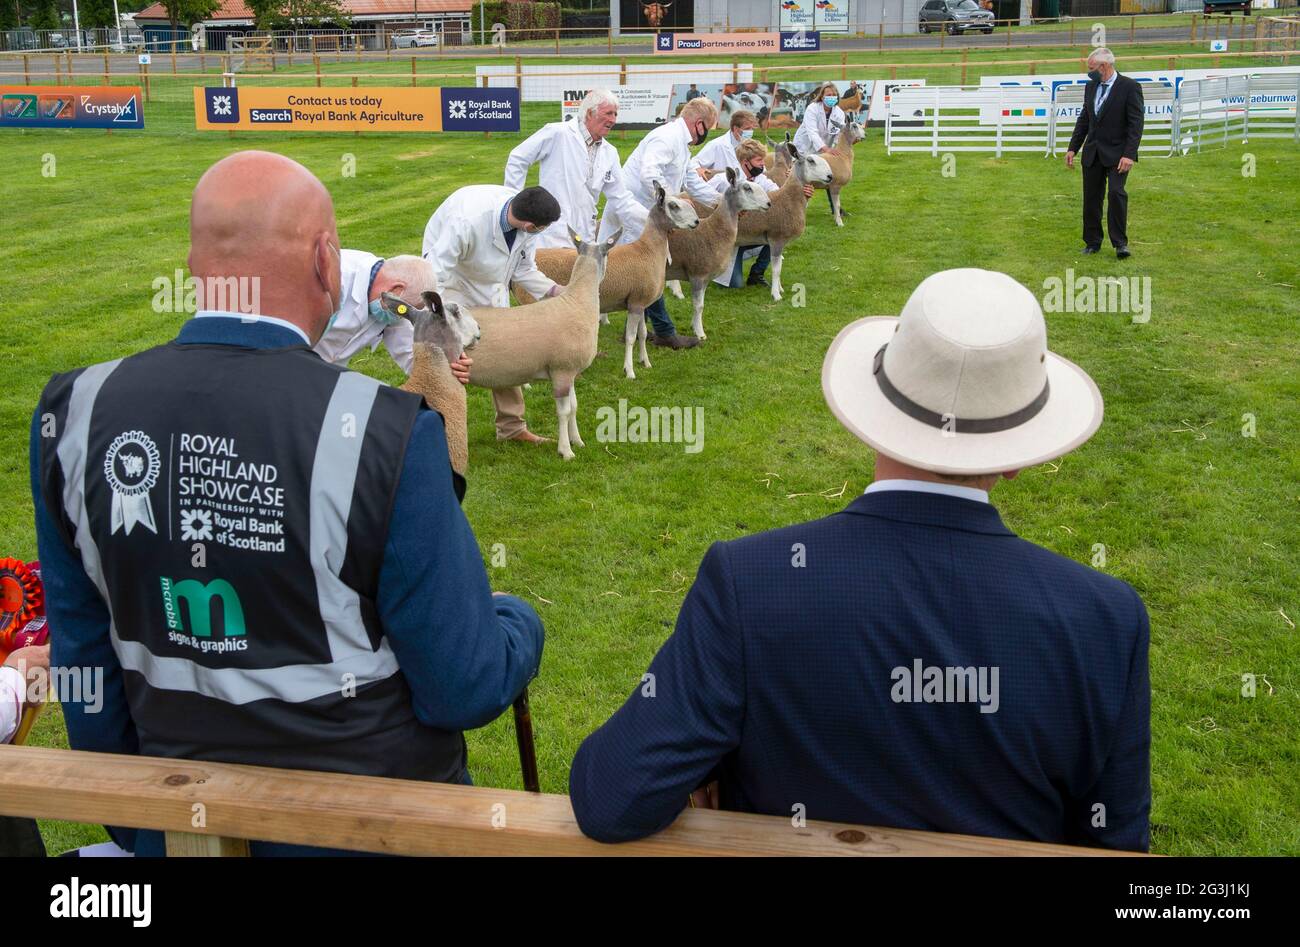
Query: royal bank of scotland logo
xmin=204 ymin=87 xmax=240 ymax=124
xmin=104 ymin=430 xmax=160 ymax=535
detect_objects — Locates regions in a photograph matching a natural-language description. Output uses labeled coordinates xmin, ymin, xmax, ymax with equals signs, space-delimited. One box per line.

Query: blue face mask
xmin=824 ymin=96 xmax=839 ymax=109
xmin=368 ymin=297 xmax=401 ymax=326
xmin=740 ymin=128 xmax=754 ymax=139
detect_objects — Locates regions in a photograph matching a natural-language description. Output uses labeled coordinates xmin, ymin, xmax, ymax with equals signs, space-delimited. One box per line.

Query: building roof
xmin=133 ymin=0 xmax=472 ymax=23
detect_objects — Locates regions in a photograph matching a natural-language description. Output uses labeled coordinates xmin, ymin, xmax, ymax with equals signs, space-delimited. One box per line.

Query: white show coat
xmin=600 ymin=116 xmax=720 ymax=245
xmin=0 ymin=665 xmax=23 ymax=745
xmin=690 ymin=130 xmax=746 ymax=177
xmin=313 ymin=248 xmax=415 ymax=374
xmin=422 ymin=184 xmax=556 ymax=308
xmin=503 ymin=118 xmax=647 ymax=250
xmin=793 ymin=102 xmax=846 ymax=154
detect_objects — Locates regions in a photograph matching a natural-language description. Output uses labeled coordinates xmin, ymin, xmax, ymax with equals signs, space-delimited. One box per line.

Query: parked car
xmin=1202 ymin=0 xmax=1251 ymax=13
xmin=392 ymin=29 xmax=439 ymax=48
xmin=919 ymin=0 xmax=997 ymax=34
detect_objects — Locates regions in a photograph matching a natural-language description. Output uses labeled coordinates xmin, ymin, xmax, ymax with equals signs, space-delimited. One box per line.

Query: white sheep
xmin=733 ymin=143 xmax=833 ymax=301
xmin=460 ymin=229 xmax=617 ymax=460
xmin=397 ymin=291 xmax=482 ymax=477
xmin=665 ymin=167 xmax=771 ymax=342
xmin=523 ymin=183 xmax=699 ymax=381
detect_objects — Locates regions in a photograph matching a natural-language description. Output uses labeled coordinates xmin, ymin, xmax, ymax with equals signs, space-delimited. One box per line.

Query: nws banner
xmin=193 ymin=86 xmax=520 ymax=132
xmin=1 ymin=85 xmax=143 ymax=129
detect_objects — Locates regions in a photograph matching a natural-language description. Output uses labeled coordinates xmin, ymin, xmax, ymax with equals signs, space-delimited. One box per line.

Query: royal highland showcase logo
xmin=103 ymin=430 xmax=160 ymax=535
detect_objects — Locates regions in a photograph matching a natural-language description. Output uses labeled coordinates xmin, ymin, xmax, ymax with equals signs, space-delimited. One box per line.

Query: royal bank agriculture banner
xmin=193 ymin=86 xmax=520 ymax=133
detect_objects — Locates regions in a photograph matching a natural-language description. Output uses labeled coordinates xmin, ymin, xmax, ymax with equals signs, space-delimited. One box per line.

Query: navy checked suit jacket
xmin=570 ymin=490 xmax=1151 ymax=850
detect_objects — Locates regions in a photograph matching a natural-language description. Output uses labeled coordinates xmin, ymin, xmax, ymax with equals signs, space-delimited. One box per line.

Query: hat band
xmin=873 ymin=344 xmax=1051 ymax=435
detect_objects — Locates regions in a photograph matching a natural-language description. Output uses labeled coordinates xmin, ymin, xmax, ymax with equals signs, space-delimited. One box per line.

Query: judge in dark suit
xmin=1066 ymin=48 xmax=1144 ymax=259
xmin=569 ymin=268 xmax=1152 ymax=852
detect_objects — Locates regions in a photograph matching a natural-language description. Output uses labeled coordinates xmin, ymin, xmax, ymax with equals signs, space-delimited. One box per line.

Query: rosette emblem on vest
xmin=103 ymin=430 xmax=161 ymax=535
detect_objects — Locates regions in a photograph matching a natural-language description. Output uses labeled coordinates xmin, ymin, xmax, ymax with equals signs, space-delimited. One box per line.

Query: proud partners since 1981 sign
xmin=193 ymin=86 xmax=520 ymax=133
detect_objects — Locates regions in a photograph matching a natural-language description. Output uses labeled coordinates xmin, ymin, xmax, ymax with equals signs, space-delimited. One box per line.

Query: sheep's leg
xmin=636 ymin=308 xmax=651 ymax=368
xmin=690 ymin=279 xmax=708 ymax=341
xmin=623 ymin=308 xmax=640 ymax=380
xmin=831 ymin=188 xmax=844 ymax=227
xmin=667 ymin=279 xmax=685 ymax=300
xmin=770 ymin=240 xmax=786 ymax=302
xmin=553 ymin=376 xmax=576 ymax=460
xmin=599 ymin=312 xmax=609 ymax=326
xmin=567 ymin=387 xmax=583 ymax=448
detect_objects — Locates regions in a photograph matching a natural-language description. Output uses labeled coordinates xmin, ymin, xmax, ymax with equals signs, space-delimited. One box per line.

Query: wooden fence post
xmin=732 ymin=58 xmax=739 ymax=85
xmin=889 ymin=65 xmax=897 ymax=80
xmin=411 ymin=56 xmax=417 ymax=87
xmin=1190 ymin=14 xmax=1197 ymax=44
xmin=103 ymin=51 xmax=110 ymax=84
xmin=878 ymin=21 xmax=884 ymax=52
xmin=171 ymin=44 xmax=177 ymax=74
xmin=608 ymin=26 xmax=612 ymax=54
xmin=23 ymin=54 xmax=30 ymax=84
xmin=1130 ymin=15 xmax=1135 ymax=44
xmin=961 ymin=48 xmax=968 ymax=85
xmin=200 ymin=50 xmax=205 ymax=72
xmin=1029 ymin=61 xmax=1037 ymax=75
xmin=353 ymin=76 xmax=360 ymax=138
xmin=1069 ymin=19 xmax=1075 ymax=44
xmin=515 ymin=55 xmax=522 ymax=91
xmin=143 ymin=63 xmax=150 ymax=102
xmin=314 ymin=54 xmax=321 ymax=87
xmin=53 ymin=54 xmax=61 ymax=86
xmin=555 ymin=27 xmax=560 ymax=54
xmin=619 ymin=57 xmax=627 ymax=85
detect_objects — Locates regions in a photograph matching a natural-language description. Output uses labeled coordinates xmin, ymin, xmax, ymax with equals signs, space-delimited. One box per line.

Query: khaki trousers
xmin=492 ymin=386 xmax=528 ymax=439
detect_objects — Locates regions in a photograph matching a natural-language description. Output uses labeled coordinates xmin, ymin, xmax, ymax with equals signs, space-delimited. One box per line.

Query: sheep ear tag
xmin=380 ymin=291 xmax=421 ymax=328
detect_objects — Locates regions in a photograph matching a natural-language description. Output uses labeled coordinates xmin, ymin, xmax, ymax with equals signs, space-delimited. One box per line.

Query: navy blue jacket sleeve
xmin=569 ymin=541 xmax=745 ymax=843
xmin=1068 ymin=585 xmax=1151 ymax=852
xmin=378 ymin=409 xmax=543 ymax=731
xmin=31 ymin=408 xmax=140 ymax=851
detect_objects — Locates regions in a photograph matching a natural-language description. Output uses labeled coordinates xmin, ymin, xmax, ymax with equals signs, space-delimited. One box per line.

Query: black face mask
xmin=1087 ymin=69 xmax=1103 ymax=83
xmin=690 ymin=120 xmax=708 ymax=146
xmin=744 ymin=163 xmax=763 ymax=180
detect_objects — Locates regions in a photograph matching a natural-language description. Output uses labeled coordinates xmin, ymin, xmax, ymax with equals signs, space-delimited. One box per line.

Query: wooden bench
xmin=0 ymin=745 xmax=1135 ymax=856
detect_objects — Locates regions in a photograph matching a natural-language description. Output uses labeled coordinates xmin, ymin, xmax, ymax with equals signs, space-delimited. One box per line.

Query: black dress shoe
xmin=1082 ymin=245 xmax=1101 ymax=255
xmin=651 ymin=333 xmax=700 ymax=350
xmin=1116 ymin=245 xmax=1131 ymax=259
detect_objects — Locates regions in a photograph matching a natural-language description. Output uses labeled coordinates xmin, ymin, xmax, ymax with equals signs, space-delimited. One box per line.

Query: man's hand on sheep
xmin=450 ymin=354 xmax=472 ymax=385
xmin=802 ymin=185 xmax=814 ymax=198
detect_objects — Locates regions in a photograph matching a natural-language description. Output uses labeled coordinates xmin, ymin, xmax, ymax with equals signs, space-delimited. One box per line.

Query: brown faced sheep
xmin=665 ymin=167 xmax=771 ymax=341
xmin=461 ymin=230 xmax=617 ymax=460
xmin=816 ymin=119 xmax=866 ymax=227
xmin=397 ymin=291 xmax=482 ymax=477
xmin=520 ymin=184 xmax=700 ymax=380
xmin=732 ymin=144 xmax=834 ymax=302
xmin=766 ymin=132 xmax=794 ymax=187
xmin=838 ymin=80 xmax=867 ymax=120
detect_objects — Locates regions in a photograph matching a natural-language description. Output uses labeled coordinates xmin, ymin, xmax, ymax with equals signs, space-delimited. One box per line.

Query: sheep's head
xmin=724 ymin=166 xmax=772 ymax=212
xmin=790 ymin=144 xmax=834 ymax=186
xmin=393 ymin=290 xmax=480 ymax=361
xmin=655 ymin=181 xmax=700 ymax=230
xmin=568 ymin=226 xmax=620 ymax=283
xmin=845 ymin=120 xmax=866 ymax=145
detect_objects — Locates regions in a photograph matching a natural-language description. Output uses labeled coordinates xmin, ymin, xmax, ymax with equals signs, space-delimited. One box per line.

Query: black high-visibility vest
xmin=37 ymin=338 xmax=466 ymax=782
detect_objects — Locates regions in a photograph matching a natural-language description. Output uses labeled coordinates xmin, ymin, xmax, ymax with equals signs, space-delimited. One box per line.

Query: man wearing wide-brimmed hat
xmin=570 ymin=268 xmax=1151 ymax=852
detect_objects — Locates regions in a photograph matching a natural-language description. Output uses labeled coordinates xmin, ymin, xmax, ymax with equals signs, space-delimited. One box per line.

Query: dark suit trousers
xmin=1082 ymin=157 xmax=1129 ymax=249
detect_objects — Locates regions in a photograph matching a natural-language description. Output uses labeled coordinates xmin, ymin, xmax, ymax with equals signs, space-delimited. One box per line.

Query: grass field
xmin=1 ymin=46 xmax=1297 ymax=855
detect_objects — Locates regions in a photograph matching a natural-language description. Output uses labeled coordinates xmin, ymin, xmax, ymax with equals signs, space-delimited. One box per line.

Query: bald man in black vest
xmin=1066 ymin=47 xmax=1144 ymax=259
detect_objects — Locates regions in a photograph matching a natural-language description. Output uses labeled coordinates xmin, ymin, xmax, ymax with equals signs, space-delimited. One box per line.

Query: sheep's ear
xmin=423 ymin=291 xmax=444 ymax=317
xmin=725 ymin=166 xmax=737 ymax=186
xmin=784 ymin=131 xmax=791 ymax=143
xmin=654 ymin=181 xmax=666 ymax=205
xmin=605 ymin=229 xmax=623 ymax=248
xmin=568 ymin=225 xmax=583 ymax=248
xmin=785 ymin=141 xmax=799 ymax=159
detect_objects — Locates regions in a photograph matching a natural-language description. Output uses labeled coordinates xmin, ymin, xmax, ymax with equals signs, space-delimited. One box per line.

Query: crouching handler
xmin=314 ymin=250 xmax=472 ymax=385
xmin=31 ymin=151 xmax=544 ymax=856
xmin=423 ymin=184 xmax=562 ymax=445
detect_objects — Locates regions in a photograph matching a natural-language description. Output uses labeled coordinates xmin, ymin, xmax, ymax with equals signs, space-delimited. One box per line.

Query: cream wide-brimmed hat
xmin=821 ymin=268 xmax=1104 ymax=475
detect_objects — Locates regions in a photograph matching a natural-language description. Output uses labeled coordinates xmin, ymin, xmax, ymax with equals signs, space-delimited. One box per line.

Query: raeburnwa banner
xmin=193 ymin=86 xmax=520 ymax=132
xmin=655 ymin=32 xmax=781 ymax=55
xmin=1 ymin=86 xmax=143 ymax=129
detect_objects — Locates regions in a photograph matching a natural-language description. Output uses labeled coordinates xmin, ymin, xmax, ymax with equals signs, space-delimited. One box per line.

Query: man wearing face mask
xmin=423 ymin=184 xmax=563 ymax=443
xmin=1066 ymin=48 xmax=1144 ymax=259
xmin=711 ymin=138 xmax=815 ymax=289
xmin=314 ymin=251 xmax=473 ymax=384
xmin=794 ymin=82 xmax=848 ymax=218
xmin=31 ymin=151 xmax=544 ymax=856
xmin=599 ymin=95 xmax=720 ymax=350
